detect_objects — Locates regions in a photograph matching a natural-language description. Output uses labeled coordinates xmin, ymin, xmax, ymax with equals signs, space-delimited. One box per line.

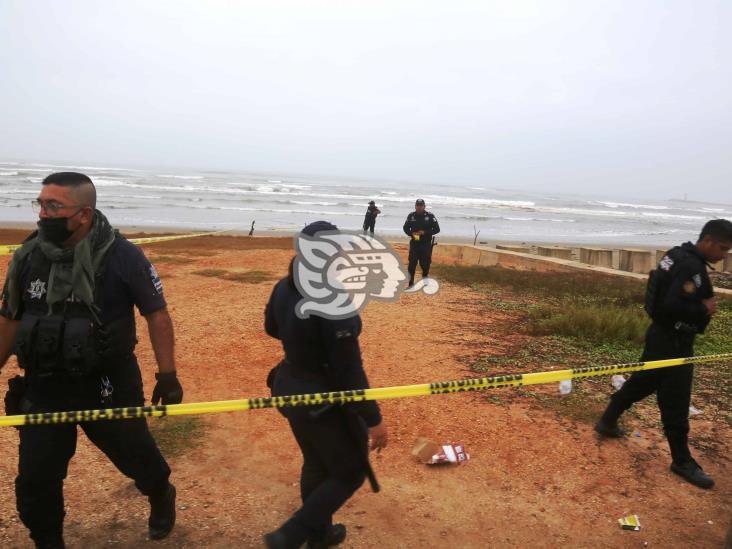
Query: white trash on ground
xmin=611 ymin=375 xmax=627 ymax=391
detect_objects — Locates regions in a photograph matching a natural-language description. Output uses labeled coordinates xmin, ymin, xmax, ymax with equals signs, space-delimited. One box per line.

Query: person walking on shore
xmin=595 ymin=219 xmax=732 ymax=489
xmin=403 ymin=199 xmax=440 ymax=287
xmin=362 ymin=201 xmax=381 ymax=234
xmin=263 ymin=221 xmax=387 ymax=549
xmin=0 ymin=172 xmax=183 ymax=548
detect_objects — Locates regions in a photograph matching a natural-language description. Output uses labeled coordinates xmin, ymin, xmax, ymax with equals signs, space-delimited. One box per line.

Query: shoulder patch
xmin=149 ymin=265 xmax=163 ymax=295
xmin=659 ymin=256 xmax=674 ymax=271
xmin=692 ymin=273 xmax=702 ymax=288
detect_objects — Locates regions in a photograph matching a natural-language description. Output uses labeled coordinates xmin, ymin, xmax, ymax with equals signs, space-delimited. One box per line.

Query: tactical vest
xmin=13 ymin=237 xmax=137 ymax=379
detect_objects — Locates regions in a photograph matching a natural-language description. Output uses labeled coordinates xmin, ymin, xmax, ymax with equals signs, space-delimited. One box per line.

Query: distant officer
xmin=403 ymin=199 xmax=440 ymax=287
xmin=0 ymin=172 xmax=183 ymax=548
xmin=263 ymin=221 xmax=388 ymax=549
xmin=595 ymin=219 xmax=732 ymax=489
xmin=362 ymin=201 xmax=381 ymax=234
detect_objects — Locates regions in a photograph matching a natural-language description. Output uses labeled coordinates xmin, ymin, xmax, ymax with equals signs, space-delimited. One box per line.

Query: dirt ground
xmin=0 ymin=230 xmax=730 ymax=548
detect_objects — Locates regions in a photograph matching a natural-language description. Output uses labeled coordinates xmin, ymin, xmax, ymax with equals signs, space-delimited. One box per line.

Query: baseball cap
xmin=415 ymin=199 xmax=425 ymax=206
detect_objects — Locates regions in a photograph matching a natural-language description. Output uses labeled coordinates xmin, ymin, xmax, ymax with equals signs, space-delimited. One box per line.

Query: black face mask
xmin=37 ymin=217 xmax=74 ymax=245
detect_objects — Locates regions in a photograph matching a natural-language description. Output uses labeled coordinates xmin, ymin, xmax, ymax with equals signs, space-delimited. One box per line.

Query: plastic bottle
xmin=559 ymin=379 xmax=572 ymax=395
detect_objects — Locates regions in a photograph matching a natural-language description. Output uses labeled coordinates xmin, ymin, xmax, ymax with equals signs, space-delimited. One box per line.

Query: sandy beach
xmin=0 ymin=229 xmax=730 ymax=548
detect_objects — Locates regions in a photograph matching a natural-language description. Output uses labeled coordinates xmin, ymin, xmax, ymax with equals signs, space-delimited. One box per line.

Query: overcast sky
xmin=1 ymin=0 xmax=730 ymax=200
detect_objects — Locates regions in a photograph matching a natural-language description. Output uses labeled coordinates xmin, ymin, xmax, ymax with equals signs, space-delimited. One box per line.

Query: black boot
xmin=264 ymin=529 xmax=301 ymax=549
xmin=670 ymin=459 xmax=714 ymax=489
xmin=148 ymin=483 xmax=176 ymax=540
xmin=32 ymin=532 xmax=65 ymax=549
xmin=594 ymin=419 xmax=625 ymax=438
xmin=307 ymin=524 xmax=347 ymax=548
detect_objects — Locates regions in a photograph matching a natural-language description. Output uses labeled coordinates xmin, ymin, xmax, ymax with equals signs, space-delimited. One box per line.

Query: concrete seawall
xmin=430 ymin=243 xmax=732 ymax=296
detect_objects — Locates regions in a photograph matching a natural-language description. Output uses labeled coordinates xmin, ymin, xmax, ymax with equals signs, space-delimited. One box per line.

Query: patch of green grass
xmin=150 ymin=255 xmax=196 ymax=265
xmin=468 ymin=336 xmax=640 ymax=377
xmin=224 ymin=270 xmax=279 ymax=284
xmin=193 ymin=268 xmax=279 ymax=284
xmin=148 ymin=416 xmax=207 ymax=457
xmin=431 ymin=264 xmax=645 ymax=305
xmin=193 ymin=268 xmax=228 ymax=278
xmin=527 ymin=302 xmax=649 ymax=345
xmin=710 ymin=272 xmax=732 ymax=290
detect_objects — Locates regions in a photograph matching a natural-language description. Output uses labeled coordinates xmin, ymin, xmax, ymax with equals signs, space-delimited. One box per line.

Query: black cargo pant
xmin=16 ymin=378 xmax=171 ymax=545
xmin=408 ymin=241 xmax=432 ymax=281
xmin=600 ymin=323 xmax=695 ymax=464
xmin=278 ymin=406 xmax=367 ymax=546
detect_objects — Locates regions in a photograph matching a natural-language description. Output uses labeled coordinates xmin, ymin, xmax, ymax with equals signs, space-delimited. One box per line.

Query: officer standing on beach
xmin=362 ymin=201 xmax=381 ymax=234
xmin=595 ymin=219 xmax=732 ymax=489
xmin=0 ymin=172 xmax=183 ymax=548
xmin=403 ymin=199 xmax=440 ymax=287
xmin=263 ymin=221 xmax=387 ymax=549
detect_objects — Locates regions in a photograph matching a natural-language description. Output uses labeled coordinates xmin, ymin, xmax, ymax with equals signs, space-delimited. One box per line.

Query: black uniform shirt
xmin=655 ymin=242 xmax=713 ymax=333
xmin=1 ymin=238 xmax=166 ymax=323
xmin=264 ymin=277 xmax=382 ymax=427
xmin=403 ymin=211 xmax=440 ymax=243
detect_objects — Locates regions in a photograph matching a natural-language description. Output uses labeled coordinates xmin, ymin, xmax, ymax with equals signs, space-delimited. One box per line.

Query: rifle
xmin=310 ymin=402 xmax=380 ymax=493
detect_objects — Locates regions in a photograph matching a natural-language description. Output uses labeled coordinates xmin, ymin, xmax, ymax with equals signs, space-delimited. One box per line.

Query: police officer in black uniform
xmin=595 ymin=219 xmax=732 ymax=489
xmin=0 ymin=172 xmax=183 ymax=548
xmin=263 ymin=221 xmax=388 ymax=549
xmin=403 ymin=199 xmax=440 ymax=287
xmin=362 ymin=201 xmax=381 ymax=234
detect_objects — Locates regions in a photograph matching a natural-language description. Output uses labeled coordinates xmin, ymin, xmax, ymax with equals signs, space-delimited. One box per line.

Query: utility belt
xmin=278 ymin=357 xmax=330 ymax=385
xmin=14 ymin=312 xmax=137 ymax=379
xmin=651 ymin=320 xmax=698 ymax=337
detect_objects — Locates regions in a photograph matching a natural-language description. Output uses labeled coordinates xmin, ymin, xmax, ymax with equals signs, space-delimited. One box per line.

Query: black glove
xmin=152 ymin=372 xmax=183 ymax=405
xmin=4 ymin=375 xmax=26 ymax=415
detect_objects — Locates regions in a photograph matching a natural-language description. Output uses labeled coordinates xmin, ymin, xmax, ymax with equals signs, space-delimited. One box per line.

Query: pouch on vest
xmin=14 ymin=314 xmax=40 ymax=371
xmin=63 ymin=317 xmax=96 ymax=377
xmin=36 ymin=316 xmax=64 ymax=376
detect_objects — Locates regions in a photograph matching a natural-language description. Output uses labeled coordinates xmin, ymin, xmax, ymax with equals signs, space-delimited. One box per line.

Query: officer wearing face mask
xmin=0 ymin=172 xmax=183 ymax=548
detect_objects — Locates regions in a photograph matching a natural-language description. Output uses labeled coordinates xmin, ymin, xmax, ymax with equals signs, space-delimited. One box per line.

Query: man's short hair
xmin=699 ymin=219 xmax=732 ymax=242
xmin=42 ymin=172 xmax=93 ymax=187
xmin=42 ymin=172 xmax=96 ymax=208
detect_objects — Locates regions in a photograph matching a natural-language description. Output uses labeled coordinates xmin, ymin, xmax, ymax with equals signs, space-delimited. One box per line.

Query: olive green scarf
xmin=3 ymin=210 xmax=117 ymax=318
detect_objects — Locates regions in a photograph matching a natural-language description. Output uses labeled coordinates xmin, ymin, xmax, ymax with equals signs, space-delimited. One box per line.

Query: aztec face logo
xmin=294 ymin=230 xmax=438 ymax=319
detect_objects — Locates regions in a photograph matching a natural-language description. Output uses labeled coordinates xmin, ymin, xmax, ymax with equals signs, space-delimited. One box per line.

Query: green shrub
xmin=527 ymin=302 xmax=649 ymax=345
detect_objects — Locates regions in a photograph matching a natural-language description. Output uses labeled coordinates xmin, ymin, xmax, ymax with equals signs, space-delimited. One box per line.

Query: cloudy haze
xmin=1 ymin=0 xmax=730 ymax=200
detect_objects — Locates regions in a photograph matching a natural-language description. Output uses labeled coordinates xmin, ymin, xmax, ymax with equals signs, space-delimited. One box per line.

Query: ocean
xmin=1 ymin=161 xmax=730 ymax=247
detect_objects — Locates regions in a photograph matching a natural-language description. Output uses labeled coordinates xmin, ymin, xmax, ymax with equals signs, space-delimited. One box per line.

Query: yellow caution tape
xmin=0 ymin=353 xmax=729 ymax=427
xmin=0 ymin=243 xmax=23 ymax=256
xmin=0 ymin=230 xmax=231 ymax=256
xmin=127 ymin=229 xmax=231 ymax=245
